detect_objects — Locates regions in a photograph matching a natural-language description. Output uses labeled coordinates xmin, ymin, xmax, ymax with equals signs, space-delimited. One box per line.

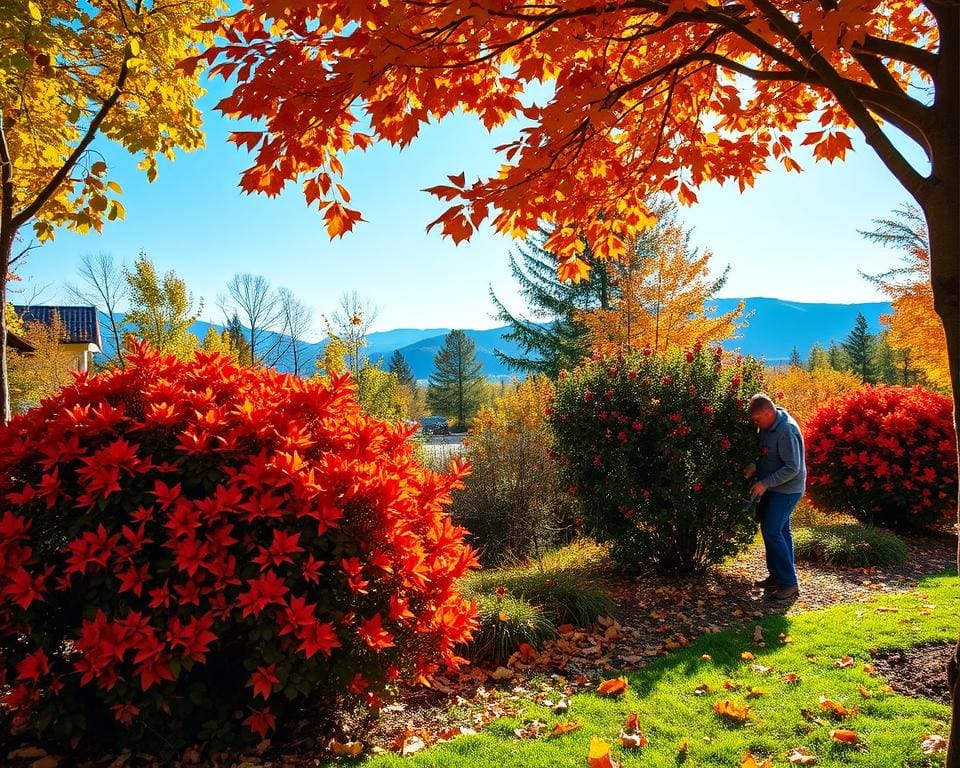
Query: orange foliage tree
xmin=862 ymin=206 xmax=950 ymax=392
xmin=577 ymin=212 xmax=745 ymax=355
xmin=201 ymin=0 xmax=959 ymax=756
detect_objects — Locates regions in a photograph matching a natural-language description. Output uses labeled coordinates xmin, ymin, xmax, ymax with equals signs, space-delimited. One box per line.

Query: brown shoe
xmin=752 ymin=575 xmax=778 ymax=589
xmin=767 ymin=585 xmax=799 ymax=600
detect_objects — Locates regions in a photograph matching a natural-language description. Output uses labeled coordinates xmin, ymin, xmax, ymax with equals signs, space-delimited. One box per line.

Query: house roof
xmin=13 ymin=305 xmax=102 ymax=349
xmin=5 ymin=329 xmax=35 ymax=353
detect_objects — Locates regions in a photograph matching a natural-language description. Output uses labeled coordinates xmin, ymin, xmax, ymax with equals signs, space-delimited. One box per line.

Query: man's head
xmin=747 ymin=393 xmax=778 ymax=429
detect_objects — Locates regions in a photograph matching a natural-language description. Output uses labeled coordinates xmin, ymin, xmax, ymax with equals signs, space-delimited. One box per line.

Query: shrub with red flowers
xmin=549 ymin=346 xmax=764 ymax=573
xmin=806 ymin=385 xmax=957 ymax=529
xmin=0 ymin=343 xmax=477 ymax=751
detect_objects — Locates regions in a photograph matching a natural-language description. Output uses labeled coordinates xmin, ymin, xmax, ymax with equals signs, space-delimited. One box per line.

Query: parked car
xmin=418 ymin=416 xmax=450 ymax=436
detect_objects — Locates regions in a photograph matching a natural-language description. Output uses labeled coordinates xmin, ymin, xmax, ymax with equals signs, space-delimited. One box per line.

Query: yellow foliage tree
xmin=577 ymin=216 xmax=745 ymax=355
xmin=0 ymin=0 xmax=224 ymax=420
xmin=862 ymin=206 xmax=950 ymax=392
xmin=456 ymin=375 xmax=573 ymax=563
xmin=200 ymin=326 xmax=241 ymax=362
xmin=767 ymin=366 xmax=863 ymax=429
xmin=124 ymin=253 xmax=200 ymax=360
xmin=7 ymin=310 xmax=70 ymax=412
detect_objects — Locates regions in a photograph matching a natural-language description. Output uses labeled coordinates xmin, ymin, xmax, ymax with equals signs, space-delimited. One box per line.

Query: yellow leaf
xmin=28 ymin=1 xmax=41 ymax=21
xmin=713 ymin=700 xmax=751 ymax=722
xmin=587 ymin=737 xmax=619 ymax=768
xmin=705 ymin=132 xmax=720 ymax=145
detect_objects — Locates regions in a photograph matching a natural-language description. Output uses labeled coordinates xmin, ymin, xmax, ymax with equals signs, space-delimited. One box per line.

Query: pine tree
xmin=490 ymin=234 xmax=611 ymax=379
xmin=388 ymin=350 xmax=415 ymax=387
xmin=788 ymin=347 xmax=803 ymax=367
xmin=807 ymin=343 xmax=830 ymax=371
xmin=842 ymin=313 xmax=879 ymax=383
xmin=427 ymin=330 xmax=485 ymax=428
xmin=226 ymin=313 xmax=252 ymax=365
xmin=827 ymin=341 xmax=848 ymax=372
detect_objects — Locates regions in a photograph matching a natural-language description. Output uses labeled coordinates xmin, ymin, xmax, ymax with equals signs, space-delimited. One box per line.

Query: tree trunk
xmin=1 ymin=229 xmax=13 ymax=424
xmin=925 ymin=121 xmax=959 ymax=768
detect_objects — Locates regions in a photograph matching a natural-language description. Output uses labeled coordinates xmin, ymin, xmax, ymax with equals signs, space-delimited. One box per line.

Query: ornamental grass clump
xmin=550 ymin=346 xmax=764 ymax=574
xmin=0 ymin=342 xmax=477 ymax=751
xmin=805 ymin=385 xmax=957 ymax=530
xmin=793 ymin=524 xmax=908 ymax=567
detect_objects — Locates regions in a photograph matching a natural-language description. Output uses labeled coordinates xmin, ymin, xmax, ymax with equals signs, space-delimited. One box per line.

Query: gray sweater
xmin=757 ymin=407 xmax=806 ymax=495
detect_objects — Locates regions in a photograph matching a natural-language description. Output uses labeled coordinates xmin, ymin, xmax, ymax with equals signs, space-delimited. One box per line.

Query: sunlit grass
xmin=341 ymin=573 xmax=957 ymax=768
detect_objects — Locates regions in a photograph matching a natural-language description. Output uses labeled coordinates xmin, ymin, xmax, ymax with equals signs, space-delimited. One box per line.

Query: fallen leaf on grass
xmin=834 ymin=656 xmax=854 ymax=669
xmin=829 ymin=729 xmax=859 ymax=745
xmin=619 ymin=713 xmax=647 ymax=748
xmin=678 ymin=738 xmax=689 ymax=758
xmin=862 ymin=663 xmax=876 ymax=675
xmin=781 ymin=673 xmax=801 ymax=685
xmin=701 ymin=654 xmax=712 ymax=662
xmin=596 ymin=676 xmax=628 ymax=696
xmin=694 ymin=683 xmax=711 ymax=696
xmin=742 ymin=752 xmax=773 ymax=768
xmin=713 ymin=700 xmax=751 ymax=722
xmin=400 ymin=735 xmax=426 ymax=756
xmin=857 ymin=684 xmax=873 ymax=698
xmin=876 ymin=606 xmax=899 ymax=613
xmin=819 ymin=696 xmax=855 ymax=718
xmin=749 ymin=663 xmax=773 ymax=674
xmin=723 ymin=680 xmax=742 ymax=691
xmin=437 ymin=726 xmax=477 ymax=740
xmin=9 ymin=748 xmax=48 ymax=759
xmin=553 ymin=696 xmax=571 ymax=713
xmin=746 ymin=687 xmax=765 ymax=698
xmin=330 ymin=739 xmax=363 ymax=757
xmin=753 ymin=626 xmax=764 ymax=644
xmin=741 ymin=651 xmax=755 ymax=660
xmin=514 ymin=720 xmax=546 ymax=739
xmin=786 ymin=746 xmax=817 ymax=764
xmin=551 ymin=721 xmax=583 ymax=736
xmin=587 ymin=737 xmax=620 ymax=768
xmin=920 ymin=735 xmax=947 ymax=755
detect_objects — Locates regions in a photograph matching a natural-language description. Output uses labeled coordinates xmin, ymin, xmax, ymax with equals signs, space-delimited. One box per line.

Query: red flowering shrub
xmin=806 ymin=385 xmax=957 ymax=529
xmin=549 ymin=346 xmax=764 ymax=573
xmin=0 ymin=343 xmax=477 ymax=750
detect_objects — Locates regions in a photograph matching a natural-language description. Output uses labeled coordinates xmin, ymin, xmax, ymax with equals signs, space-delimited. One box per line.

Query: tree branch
xmin=854 ymin=34 xmax=938 ymax=76
xmin=749 ymin=0 xmax=930 ymax=202
xmin=10 ymin=57 xmax=131 ymax=230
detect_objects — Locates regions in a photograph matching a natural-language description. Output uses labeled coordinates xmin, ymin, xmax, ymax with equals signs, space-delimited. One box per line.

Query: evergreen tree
xmin=807 ymin=342 xmax=830 ymax=371
xmin=827 ymin=341 xmax=849 ymax=372
xmin=388 ymin=350 xmax=415 ymax=387
xmin=875 ymin=330 xmax=917 ymax=385
xmin=226 ymin=313 xmax=252 ymax=364
xmin=427 ymin=330 xmax=485 ymax=428
xmin=788 ymin=347 xmax=803 ymax=367
xmin=842 ymin=313 xmax=879 ymax=383
xmin=490 ymin=234 xmax=611 ymax=379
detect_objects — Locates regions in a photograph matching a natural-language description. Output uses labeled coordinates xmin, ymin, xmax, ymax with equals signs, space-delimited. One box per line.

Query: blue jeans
xmin=758 ymin=491 xmax=801 ymax=588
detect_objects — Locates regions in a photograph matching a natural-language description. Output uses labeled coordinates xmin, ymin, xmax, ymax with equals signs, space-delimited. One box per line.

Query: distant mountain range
xmin=96 ymin=297 xmax=891 ymax=380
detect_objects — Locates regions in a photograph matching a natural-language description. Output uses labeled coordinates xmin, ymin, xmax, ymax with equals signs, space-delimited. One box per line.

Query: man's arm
xmin=758 ymin=429 xmax=802 ymax=489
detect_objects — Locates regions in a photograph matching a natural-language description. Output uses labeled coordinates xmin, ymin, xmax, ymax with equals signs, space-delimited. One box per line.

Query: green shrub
xmin=453 ymin=376 xmax=576 ymax=565
xmin=462 ymin=592 xmax=556 ymax=664
xmin=793 ymin=524 xmax=909 ymax=567
xmin=550 ymin=347 xmax=765 ymax=573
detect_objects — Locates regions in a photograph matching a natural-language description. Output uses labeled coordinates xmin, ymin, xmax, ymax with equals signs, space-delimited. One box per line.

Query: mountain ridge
xmin=95 ymin=297 xmax=891 ymax=379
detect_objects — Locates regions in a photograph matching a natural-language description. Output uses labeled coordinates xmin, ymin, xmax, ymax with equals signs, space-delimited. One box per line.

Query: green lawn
xmin=336 ymin=573 xmax=958 ymax=767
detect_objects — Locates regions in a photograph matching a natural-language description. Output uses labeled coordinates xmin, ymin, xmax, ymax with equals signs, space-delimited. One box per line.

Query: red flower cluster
xmin=0 ymin=343 xmax=477 ymax=748
xmin=806 ymin=385 xmax=957 ymax=529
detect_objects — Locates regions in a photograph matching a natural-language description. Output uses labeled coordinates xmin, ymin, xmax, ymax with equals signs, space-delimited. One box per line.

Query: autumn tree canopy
xmin=0 ymin=0 xmax=224 ymax=420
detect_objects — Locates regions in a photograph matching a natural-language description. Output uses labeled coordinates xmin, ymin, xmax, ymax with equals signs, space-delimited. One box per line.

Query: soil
xmin=871 ymin=642 xmax=956 ymax=705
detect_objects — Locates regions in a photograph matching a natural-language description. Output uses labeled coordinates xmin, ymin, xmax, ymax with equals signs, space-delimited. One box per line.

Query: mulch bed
xmin=871 ymin=642 xmax=956 ymax=705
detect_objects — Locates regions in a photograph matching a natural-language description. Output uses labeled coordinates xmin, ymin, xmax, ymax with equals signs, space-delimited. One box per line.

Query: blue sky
xmin=13 ymin=79 xmax=923 ymax=338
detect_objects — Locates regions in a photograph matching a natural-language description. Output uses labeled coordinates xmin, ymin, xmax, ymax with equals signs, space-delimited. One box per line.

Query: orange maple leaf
xmin=713 ymin=700 xmax=751 ymax=722
xmin=819 ymin=695 xmax=855 ymax=718
xmin=596 ymin=676 xmax=628 ymax=696
xmin=551 ymin=721 xmax=582 ymax=736
xmin=742 ymin=753 xmax=773 ymax=768
xmin=830 ymin=729 xmax=859 ymax=744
